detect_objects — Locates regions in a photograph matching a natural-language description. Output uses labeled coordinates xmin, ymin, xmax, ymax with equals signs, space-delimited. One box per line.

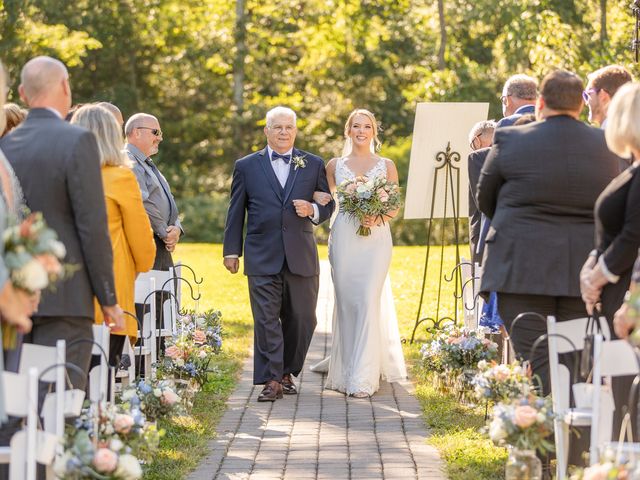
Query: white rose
xmin=153 ymin=388 xmax=162 ymax=397
xmin=121 ymin=389 xmax=135 ymax=402
xmin=198 ymin=350 xmax=208 ymax=359
xmin=115 ymin=454 xmax=143 ymax=480
xmin=15 ymin=258 xmax=49 ymax=290
xmin=50 ymin=240 xmax=67 ymax=259
xmin=477 ymin=360 xmax=487 ymax=370
xmin=536 ymin=413 xmax=546 ymax=424
xmin=489 ymin=418 xmax=507 ymax=442
xmin=175 ymin=358 xmax=185 ymax=367
xmin=110 ymin=438 xmax=124 ymax=452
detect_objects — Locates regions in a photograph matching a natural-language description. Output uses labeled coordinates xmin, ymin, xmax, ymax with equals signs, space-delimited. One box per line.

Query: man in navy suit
xmin=223 ymin=106 xmax=334 ymax=401
xmin=496 ymin=74 xmax=538 ymax=128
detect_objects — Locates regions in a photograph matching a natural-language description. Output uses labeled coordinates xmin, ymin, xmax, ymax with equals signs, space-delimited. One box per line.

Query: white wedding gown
xmin=315 ymin=156 xmax=407 ymax=396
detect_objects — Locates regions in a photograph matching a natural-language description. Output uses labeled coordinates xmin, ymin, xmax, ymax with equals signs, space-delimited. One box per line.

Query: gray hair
xmin=20 ymin=56 xmax=68 ymax=101
xmin=265 ymin=106 xmax=296 ymax=128
xmin=124 ymin=112 xmax=157 ymax=137
xmin=468 ymin=120 xmax=497 ymax=144
xmin=503 ymin=74 xmax=538 ymax=100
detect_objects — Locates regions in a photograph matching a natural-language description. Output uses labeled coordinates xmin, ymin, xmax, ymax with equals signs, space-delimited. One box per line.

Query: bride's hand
xmin=313 ymin=191 xmax=332 ymax=206
xmin=362 ymin=215 xmax=382 ymax=228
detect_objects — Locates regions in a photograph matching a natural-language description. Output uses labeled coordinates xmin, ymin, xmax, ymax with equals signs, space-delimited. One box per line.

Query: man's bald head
xmin=19 ymin=56 xmax=72 ymax=116
xmin=98 ymin=102 xmax=124 ymax=128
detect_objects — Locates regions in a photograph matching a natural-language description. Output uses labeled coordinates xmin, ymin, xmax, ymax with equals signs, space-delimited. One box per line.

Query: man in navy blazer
xmin=223 ymin=106 xmax=334 ymax=401
xmin=496 ymin=74 xmax=538 ymax=128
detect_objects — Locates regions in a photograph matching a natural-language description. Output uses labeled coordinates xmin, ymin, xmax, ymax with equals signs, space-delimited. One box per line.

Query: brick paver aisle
xmin=189 ymin=261 xmax=445 ymax=480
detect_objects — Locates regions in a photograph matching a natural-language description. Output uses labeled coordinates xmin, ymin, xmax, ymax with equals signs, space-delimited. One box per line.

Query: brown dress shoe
xmin=281 ymin=374 xmax=297 ymax=395
xmin=257 ymin=380 xmax=283 ymax=402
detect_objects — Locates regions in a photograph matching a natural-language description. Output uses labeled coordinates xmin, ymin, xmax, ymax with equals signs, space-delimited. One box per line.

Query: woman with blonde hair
xmin=71 ymin=104 xmax=155 ymax=366
xmin=310 ymin=109 xmax=406 ymax=398
xmin=1 ymin=103 xmax=27 ymax=137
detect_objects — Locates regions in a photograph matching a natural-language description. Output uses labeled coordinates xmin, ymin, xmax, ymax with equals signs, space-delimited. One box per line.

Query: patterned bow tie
xmin=271 ymin=152 xmax=291 ymax=163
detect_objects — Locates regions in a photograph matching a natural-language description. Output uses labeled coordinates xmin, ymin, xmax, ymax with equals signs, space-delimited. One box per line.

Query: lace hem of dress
xmin=325 ymin=378 xmax=379 ymax=396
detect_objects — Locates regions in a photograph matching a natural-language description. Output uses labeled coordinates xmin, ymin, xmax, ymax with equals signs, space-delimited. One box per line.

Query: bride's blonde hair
xmin=342 ymin=109 xmax=381 ymax=156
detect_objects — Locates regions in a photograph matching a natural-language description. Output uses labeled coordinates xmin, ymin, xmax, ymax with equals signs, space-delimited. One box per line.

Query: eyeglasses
xmin=582 ymin=88 xmax=600 ymax=103
xmin=470 ymin=135 xmax=482 ymax=150
xmin=500 ymin=94 xmax=512 ymax=104
xmin=137 ymin=127 xmax=163 ymax=137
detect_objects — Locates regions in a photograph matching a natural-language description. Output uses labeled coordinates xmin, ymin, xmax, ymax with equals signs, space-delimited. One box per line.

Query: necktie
xmin=146 ymin=158 xmax=176 ymax=222
xmin=272 ymin=152 xmax=291 ymax=163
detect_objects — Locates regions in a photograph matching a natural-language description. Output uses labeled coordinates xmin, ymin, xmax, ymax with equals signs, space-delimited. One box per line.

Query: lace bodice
xmin=335 ymin=156 xmax=388 ymax=185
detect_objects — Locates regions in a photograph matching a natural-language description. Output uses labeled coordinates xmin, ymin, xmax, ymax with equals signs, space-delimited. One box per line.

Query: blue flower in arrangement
xmin=138 ymin=381 xmax=153 ymax=395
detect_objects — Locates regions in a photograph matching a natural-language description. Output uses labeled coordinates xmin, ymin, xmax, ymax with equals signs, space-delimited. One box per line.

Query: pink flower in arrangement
xmin=481 ymin=338 xmax=493 ymax=347
xmin=165 ymin=345 xmax=181 ymax=359
xmin=114 ymin=414 xmax=134 ymax=434
xmin=35 ymin=253 xmax=62 ymax=275
xmin=377 ymin=188 xmax=389 ymax=202
xmin=582 ymin=464 xmax=613 ymax=480
xmin=513 ymin=405 xmax=538 ymax=428
xmin=19 ymin=215 xmax=36 ymax=239
xmin=161 ymin=388 xmax=179 ymax=405
xmin=93 ymin=448 xmax=118 ymax=473
xmin=345 ymin=183 xmax=357 ymax=195
xmin=192 ymin=330 xmax=207 ymax=344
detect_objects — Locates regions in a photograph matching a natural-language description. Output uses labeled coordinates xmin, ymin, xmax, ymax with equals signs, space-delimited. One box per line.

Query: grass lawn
xmin=144 ymin=242 xmax=505 ymax=479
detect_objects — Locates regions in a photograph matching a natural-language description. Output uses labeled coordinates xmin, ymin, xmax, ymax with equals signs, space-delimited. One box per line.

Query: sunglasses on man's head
xmin=137 ymin=127 xmax=163 ymax=137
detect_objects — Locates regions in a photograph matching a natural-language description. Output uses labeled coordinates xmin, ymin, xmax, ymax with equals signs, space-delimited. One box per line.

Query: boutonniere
xmin=292 ymin=154 xmax=307 ymax=170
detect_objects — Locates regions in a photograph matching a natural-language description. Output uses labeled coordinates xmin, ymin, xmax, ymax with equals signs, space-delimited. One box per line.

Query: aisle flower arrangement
xmin=440 ymin=328 xmax=499 ymax=372
xmin=120 ymin=379 xmax=184 ymax=423
xmin=473 ymin=360 xmax=534 ymax=404
xmin=54 ymin=403 xmax=162 ymax=479
xmin=488 ymin=395 xmax=555 ymax=453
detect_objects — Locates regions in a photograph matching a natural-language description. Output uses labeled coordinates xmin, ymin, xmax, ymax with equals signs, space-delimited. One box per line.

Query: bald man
xmin=0 ymin=56 xmax=123 ymax=389
xmin=97 ymin=101 xmax=124 ymax=128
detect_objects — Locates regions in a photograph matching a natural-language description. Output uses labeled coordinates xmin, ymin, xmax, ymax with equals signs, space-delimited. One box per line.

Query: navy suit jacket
xmin=496 ymin=104 xmax=536 ymax=128
xmin=223 ymin=147 xmax=334 ymax=277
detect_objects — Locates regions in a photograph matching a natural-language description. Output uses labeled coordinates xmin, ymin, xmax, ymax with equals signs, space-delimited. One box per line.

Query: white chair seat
xmin=563 ymin=408 xmax=592 ymax=427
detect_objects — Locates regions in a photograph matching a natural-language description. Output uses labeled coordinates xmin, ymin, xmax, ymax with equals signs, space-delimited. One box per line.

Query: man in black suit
xmin=223 ymin=106 xmax=334 ymax=401
xmin=0 ymin=56 xmax=123 ymax=389
xmin=467 ymin=120 xmax=495 ymax=264
xmin=496 ymin=74 xmax=538 ymax=128
xmin=477 ymin=70 xmax=620 ymax=393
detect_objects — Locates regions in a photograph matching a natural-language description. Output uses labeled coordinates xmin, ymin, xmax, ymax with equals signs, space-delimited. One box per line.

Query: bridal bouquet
xmin=2 ymin=212 xmax=76 ymax=348
xmin=336 ymin=175 xmax=401 ymax=236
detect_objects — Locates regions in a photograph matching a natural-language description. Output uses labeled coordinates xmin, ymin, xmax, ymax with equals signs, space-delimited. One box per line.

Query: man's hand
xmin=224 ymin=257 xmax=239 ymax=274
xmin=614 ymin=302 xmax=634 ymax=339
xmin=0 ymin=282 xmax=36 ymax=333
xmin=164 ymin=225 xmax=181 ymax=251
xmin=312 ymin=191 xmax=332 ymax=206
xmin=102 ymin=304 xmax=125 ymax=332
xmin=292 ymin=199 xmax=314 ymax=217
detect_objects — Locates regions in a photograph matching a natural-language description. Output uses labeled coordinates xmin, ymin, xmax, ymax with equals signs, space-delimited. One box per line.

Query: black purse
xmin=580 ymin=308 xmax=602 ymax=381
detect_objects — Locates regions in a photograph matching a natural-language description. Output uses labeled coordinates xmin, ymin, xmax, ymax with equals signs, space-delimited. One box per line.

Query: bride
xmin=311 ymin=108 xmax=407 ymax=398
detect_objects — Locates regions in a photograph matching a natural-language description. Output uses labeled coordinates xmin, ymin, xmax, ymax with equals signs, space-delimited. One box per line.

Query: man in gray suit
xmin=0 ymin=56 xmax=124 ymax=389
xmin=477 ymin=70 xmax=620 ymax=393
xmin=125 ymin=113 xmax=182 ymax=271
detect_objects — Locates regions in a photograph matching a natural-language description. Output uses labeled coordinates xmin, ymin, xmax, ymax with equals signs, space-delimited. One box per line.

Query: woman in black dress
xmin=580 ymin=82 xmax=640 ymax=436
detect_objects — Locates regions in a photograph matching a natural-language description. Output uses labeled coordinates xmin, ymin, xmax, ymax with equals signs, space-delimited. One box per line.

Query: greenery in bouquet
xmin=178 ymin=308 xmax=223 ymax=354
xmin=54 ymin=402 xmax=161 ymax=479
xmin=488 ymin=395 xmax=556 ymax=454
xmin=473 ymin=360 xmax=534 ymax=404
xmin=120 ymin=379 xmax=184 ymax=423
xmin=439 ymin=327 xmax=498 ymax=373
xmin=336 ymin=174 xmax=402 ymax=236
xmin=419 ymin=337 xmax=446 ymax=374
xmin=2 ymin=211 xmax=77 ymax=348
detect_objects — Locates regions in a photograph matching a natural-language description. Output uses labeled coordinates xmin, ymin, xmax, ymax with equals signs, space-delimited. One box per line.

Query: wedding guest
xmin=97 ymin=102 xmax=124 ymax=129
xmin=496 ymin=74 xmax=538 ymax=128
xmin=477 ymin=69 xmax=620 ymax=394
xmin=467 ymin=120 xmax=496 ymax=263
xmin=580 ymin=83 xmax=640 ymax=437
xmin=0 ymin=56 xmax=124 ymax=391
xmin=64 ymin=103 xmax=84 ymax=122
xmin=584 ymin=65 xmax=633 ymax=128
xmin=71 ymin=105 xmax=155 ymax=367
xmin=1 ymin=103 xmax=27 ymax=137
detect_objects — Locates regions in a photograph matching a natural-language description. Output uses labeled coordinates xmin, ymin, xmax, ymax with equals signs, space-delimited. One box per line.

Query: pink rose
xmin=513 ymin=405 xmax=538 ymax=428
xmin=114 ymin=414 xmax=134 ymax=434
xmin=583 ymin=464 xmax=612 ymax=480
xmin=345 ymin=183 xmax=356 ymax=195
xmin=93 ymin=448 xmax=118 ymax=473
xmin=161 ymin=388 xmax=179 ymax=405
xmin=165 ymin=345 xmax=181 ymax=359
xmin=35 ymin=253 xmax=62 ymax=276
xmin=494 ymin=365 xmax=510 ymax=381
xmin=193 ymin=330 xmax=207 ymax=344
xmin=377 ymin=188 xmax=389 ymax=202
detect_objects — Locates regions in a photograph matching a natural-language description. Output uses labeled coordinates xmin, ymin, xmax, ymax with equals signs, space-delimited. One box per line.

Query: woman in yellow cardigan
xmin=72 ymin=105 xmax=155 ymax=366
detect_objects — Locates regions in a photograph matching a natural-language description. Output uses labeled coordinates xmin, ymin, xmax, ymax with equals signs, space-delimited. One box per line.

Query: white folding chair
xmin=89 ymin=324 xmax=112 ymax=403
xmin=134 ymin=274 xmax=157 ymax=377
xmin=0 ymin=368 xmax=41 ymax=480
xmin=547 ymin=315 xmax=611 ymax=479
xmin=591 ymin=337 xmax=640 ymax=464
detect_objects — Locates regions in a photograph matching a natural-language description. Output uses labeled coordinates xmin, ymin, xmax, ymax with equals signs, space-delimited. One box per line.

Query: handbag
xmin=580 ymin=308 xmax=602 ymax=382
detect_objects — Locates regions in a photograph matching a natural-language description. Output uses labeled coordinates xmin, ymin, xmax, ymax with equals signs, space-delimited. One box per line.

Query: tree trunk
xmin=600 ymin=0 xmax=607 ymax=43
xmin=437 ymin=0 xmax=446 ymax=70
xmin=233 ymin=0 xmax=246 ymax=116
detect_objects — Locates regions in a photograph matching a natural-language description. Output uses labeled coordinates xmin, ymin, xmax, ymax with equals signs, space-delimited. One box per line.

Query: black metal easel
xmin=409 ymin=142 xmax=465 ymax=343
